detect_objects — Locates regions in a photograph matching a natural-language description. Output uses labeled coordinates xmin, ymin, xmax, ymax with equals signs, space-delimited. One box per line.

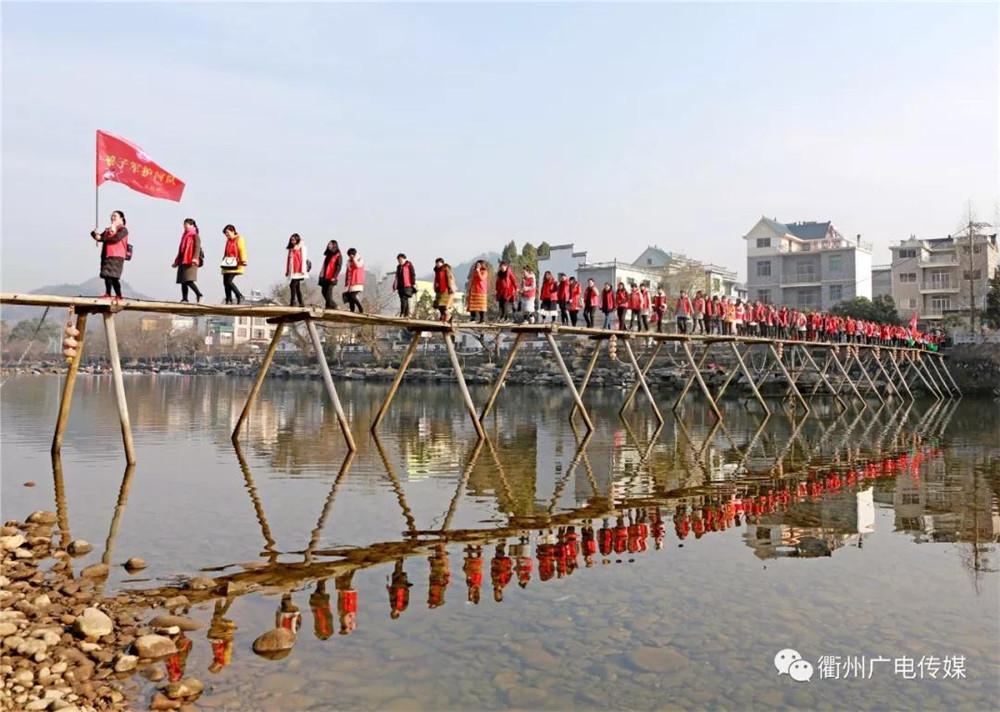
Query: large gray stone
xmin=149 ymin=615 xmax=203 ymax=632
xmin=133 ymin=634 xmax=176 ymax=659
xmin=251 ymin=628 xmax=295 ymax=659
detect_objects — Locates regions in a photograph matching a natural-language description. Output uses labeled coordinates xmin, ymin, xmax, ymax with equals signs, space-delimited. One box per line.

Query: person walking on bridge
xmin=285 ymin=234 xmax=309 ymax=307
xmin=568 ymin=276 xmax=581 ymax=327
xmin=583 ymin=278 xmax=599 ymax=328
xmin=615 ymin=282 xmax=629 ymax=331
xmin=173 ymin=218 xmax=203 ymax=303
xmin=91 ymin=210 xmax=129 ymax=300
xmin=433 ymin=258 xmax=455 ymax=322
xmin=343 ymin=248 xmax=365 ymax=313
xmin=495 ymin=261 xmax=518 ymax=321
xmin=675 ymin=289 xmax=692 ymax=334
xmin=520 ymin=267 xmax=537 ymax=323
xmin=467 ymin=260 xmax=489 ymax=323
xmin=556 ymin=273 xmax=571 ymax=325
xmin=220 ymin=224 xmax=246 ymax=305
xmin=600 ymin=282 xmax=615 ymax=330
xmin=393 ymin=253 xmax=416 ymax=317
xmin=318 ymin=240 xmax=342 ymax=310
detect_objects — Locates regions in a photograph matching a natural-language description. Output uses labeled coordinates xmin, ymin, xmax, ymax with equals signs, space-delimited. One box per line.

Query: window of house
xmin=931 ymin=296 xmax=951 ymax=313
xmin=828 ymin=254 xmax=843 ymax=275
xmin=756 ymin=238 xmax=771 ymax=248
xmin=756 ymin=261 xmax=771 ymax=277
xmin=829 ymin=284 xmax=843 ymax=302
xmin=898 ymin=273 xmax=916 ymax=283
xmin=647 ymin=259 xmax=652 ymax=265
xmin=901 ymin=492 xmax=921 ymax=505
xmin=963 ymin=270 xmax=982 ymax=280
xmin=758 ymin=289 xmax=771 ymax=304
xmin=898 ymin=249 xmax=917 ymax=260
xmin=907 ymin=298 xmax=917 ymax=308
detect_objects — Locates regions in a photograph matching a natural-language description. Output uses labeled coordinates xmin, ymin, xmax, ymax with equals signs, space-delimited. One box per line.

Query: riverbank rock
xmin=149 ymin=615 xmax=203 ymax=632
xmin=67 ymin=540 xmax=92 ymax=556
xmin=80 ymin=563 xmax=109 ymax=579
xmin=124 ymin=558 xmax=147 ymax=572
xmin=149 ymin=692 xmax=181 ymax=710
xmin=252 ymin=628 xmax=295 ymax=659
xmin=164 ymin=677 xmax=204 ymax=700
xmin=134 ymin=634 xmax=176 ymax=659
xmin=26 ymin=511 xmax=58 ymax=525
xmin=1 ymin=534 xmax=26 ymax=550
xmin=73 ymin=608 xmax=114 ymax=639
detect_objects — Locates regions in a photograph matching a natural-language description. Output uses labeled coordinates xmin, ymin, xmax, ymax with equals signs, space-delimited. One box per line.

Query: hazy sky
xmin=2 ymin=2 xmax=997 ymax=300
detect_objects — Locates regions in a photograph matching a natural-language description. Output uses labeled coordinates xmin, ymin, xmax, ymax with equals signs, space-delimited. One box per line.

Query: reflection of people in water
xmin=336 ymin=572 xmax=357 ymax=635
xmin=613 ymin=515 xmax=628 ymax=554
xmin=650 ymin=509 xmax=665 ymax=550
xmin=674 ymin=505 xmax=690 ymax=541
xmin=490 ymin=542 xmax=513 ymax=602
xmin=463 ymin=545 xmax=484 ymax=604
xmin=537 ymin=532 xmax=556 ymax=582
xmin=310 ymin=580 xmax=334 ymax=641
xmin=276 ymin=592 xmax=302 ymax=641
xmin=166 ymin=631 xmax=192 ymax=682
xmin=207 ymin=598 xmax=236 ymax=674
xmin=387 ymin=559 xmax=412 ymax=620
xmin=428 ymin=544 xmax=451 ymax=609
xmin=599 ymin=518 xmax=613 ymax=559
xmin=513 ymin=536 xmax=533 ymax=588
xmin=581 ymin=522 xmax=597 ymax=567
xmin=557 ymin=527 xmax=579 ymax=577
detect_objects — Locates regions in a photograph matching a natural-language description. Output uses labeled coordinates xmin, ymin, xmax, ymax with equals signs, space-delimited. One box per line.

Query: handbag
xmin=221 ymin=256 xmax=239 ymax=268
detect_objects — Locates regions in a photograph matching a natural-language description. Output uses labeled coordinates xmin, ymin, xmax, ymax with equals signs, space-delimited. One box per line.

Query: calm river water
xmin=2 ymin=375 xmax=998 ymax=710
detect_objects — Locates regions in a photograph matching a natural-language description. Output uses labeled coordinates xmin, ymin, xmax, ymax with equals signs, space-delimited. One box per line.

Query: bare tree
xmin=956 ymin=202 xmax=993 ymax=338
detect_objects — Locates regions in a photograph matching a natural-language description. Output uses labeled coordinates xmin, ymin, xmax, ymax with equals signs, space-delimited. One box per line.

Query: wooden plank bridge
xmin=2 ymin=293 xmax=961 ymax=465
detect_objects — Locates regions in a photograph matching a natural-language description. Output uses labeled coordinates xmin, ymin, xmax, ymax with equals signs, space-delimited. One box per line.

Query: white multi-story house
xmin=889 ymin=231 xmax=998 ymax=325
xmin=743 ymin=216 xmax=873 ymax=311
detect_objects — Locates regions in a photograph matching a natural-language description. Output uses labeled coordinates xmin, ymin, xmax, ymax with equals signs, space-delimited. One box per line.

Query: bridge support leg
xmin=871 ymin=350 xmax=902 ymax=400
xmin=888 ymin=351 xmax=914 ymax=400
xmin=681 ymin=341 xmax=722 ymax=420
xmin=800 ymin=345 xmax=846 ymax=410
xmin=546 ymin=333 xmax=594 ymax=432
xmin=915 ymin=353 xmax=943 ymax=400
xmin=306 ymin=319 xmax=357 ymax=452
xmin=938 ymin=355 xmax=962 ymax=396
xmin=623 ymin=337 xmax=664 ymax=425
xmin=926 ymin=354 xmax=955 ymax=397
xmin=479 ymin=332 xmax=524 ymax=423
xmin=571 ymin=339 xmax=604 ymax=424
xmin=829 ymin=349 xmax=863 ymax=404
xmin=103 ymin=313 xmax=136 ymax=465
xmin=729 ymin=341 xmax=769 ymax=414
xmin=52 ymin=310 xmax=88 ymax=456
xmin=232 ymin=323 xmax=285 ymax=440
xmin=444 ymin=332 xmax=486 ymax=440
xmin=673 ymin=342 xmax=713 ymax=413
xmin=717 ymin=342 xmax=750 ymax=400
xmin=769 ymin=343 xmax=809 ymax=415
xmin=371 ymin=331 xmax=422 ymax=432
xmin=620 ymin=342 xmax=662 ymax=415
xmin=807 ymin=347 xmax=834 ymax=397
xmin=905 ymin=354 xmax=935 ymax=397
xmin=854 ymin=351 xmax=885 ymax=405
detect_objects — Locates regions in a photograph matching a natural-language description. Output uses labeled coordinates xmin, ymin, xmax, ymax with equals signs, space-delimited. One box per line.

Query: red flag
xmin=96 ymin=131 xmax=185 ymax=202
xmin=909 ymin=311 xmax=919 ymax=339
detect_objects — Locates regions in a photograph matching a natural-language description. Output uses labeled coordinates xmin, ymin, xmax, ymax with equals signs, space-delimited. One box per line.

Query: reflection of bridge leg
xmin=233 ymin=442 xmax=279 ymax=562
xmin=441 ymin=439 xmax=486 ymax=531
xmin=305 ymin=452 xmax=356 ymax=564
xmin=232 ymin=323 xmax=284 ymax=441
xmin=102 ymin=464 xmax=136 ymax=569
xmin=103 ymin=313 xmax=136 ymax=465
xmin=307 ymin=319 xmax=357 ymax=451
xmin=443 ymin=333 xmax=486 ymax=440
xmin=371 ymin=331 xmax=422 ymax=433
xmin=479 ymin=332 xmax=523 ymax=423
xmin=372 ymin=433 xmax=419 ymax=534
xmin=546 ymin=333 xmax=594 ymax=432
xmin=730 ymin=342 xmax=768 ymax=414
xmin=52 ymin=310 xmax=88 ymax=457
xmin=937 ymin=355 xmax=962 ymax=397
xmin=571 ymin=339 xmax=604 ymax=424
xmin=546 ymin=432 xmax=593 ymax=514
xmin=623 ymin=338 xmax=664 ymax=426
xmin=51 ymin=453 xmax=71 ymax=550
xmin=620 ymin=342 xmax=662 ymax=415
xmin=769 ymin=344 xmax=809 ymax=415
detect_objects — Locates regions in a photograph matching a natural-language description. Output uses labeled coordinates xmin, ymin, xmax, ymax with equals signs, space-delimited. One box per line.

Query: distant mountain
xmin=0 ymin=278 xmax=157 ymax=324
xmin=418 ymin=251 xmax=501 ymax=282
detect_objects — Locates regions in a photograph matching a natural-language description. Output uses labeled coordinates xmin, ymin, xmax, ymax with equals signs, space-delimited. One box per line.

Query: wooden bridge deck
xmin=2 ymin=292 xmax=961 ymax=465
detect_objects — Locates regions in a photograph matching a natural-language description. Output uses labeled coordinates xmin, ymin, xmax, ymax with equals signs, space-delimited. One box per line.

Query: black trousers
xmin=499 ymin=298 xmax=512 ymax=320
xmin=398 ymin=292 xmax=411 ymax=317
xmin=321 ymin=283 xmax=337 ymax=309
xmin=617 ymin=307 xmax=627 ymax=330
xmin=569 ymin=310 xmax=578 ymax=327
xmin=344 ymin=291 xmax=363 ymax=313
xmin=583 ymin=305 xmax=595 ymax=328
xmin=223 ymin=274 xmax=243 ymax=304
xmin=181 ymin=281 xmax=202 ymax=301
xmin=104 ymin=278 xmax=122 ymax=298
xmin=289 ymin=279 xmax=304 ymax=306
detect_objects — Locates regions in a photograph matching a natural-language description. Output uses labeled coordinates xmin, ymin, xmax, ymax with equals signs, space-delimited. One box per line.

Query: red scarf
xmin=224 ymin=236 xmax=240 ymax=259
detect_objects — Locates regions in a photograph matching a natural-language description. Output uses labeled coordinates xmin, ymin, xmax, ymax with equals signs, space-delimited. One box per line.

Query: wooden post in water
xmin=869 ymin=350 xmax=902 ymax=400
xmin=938 ymin=355 xmax=962 ymax=396
xmin=371 ymin=331 xmax=423 ymax=432
xmin=768 ymin=343 xmax=809 ymax=415
xmin=914 ymin=354 xmax=943 ymax=400
xmin=306 ymin=319 xmax=357 ymax=452
xmin=925 ymin=354 xmax=954 ymax=397
xmin=479 ymin=332 xmax=524 ymax=423
xmin=673 ymin=342 xmax=713 ymax=413
xmin=716 ymin=342 xmax=750 ymax=401
xmin=888 ymin=351 xmax=914 ymax=400
xmin=681 ymin=340 xmax=722 ymax=420
xmin=570 ymin=338 xmax=604 ymax=424
xmin=729 ymin=341 xmax=769 ymax=414
xmin=905 ymin=353 xmax=935 ymax=397
xmin=102 ymin=313 xmax=136 ymax=465
xmin=52 ymin=310 xmax=89 ymax=456
xmin=799 ymin=346 xmax=846 ymax=410
xmin=620 ymin=342 xmax=662 ymax=415
xmin=545 ymin=333 xmax=594 ymax=432
xmin=852 ymin=351 xmax=885 ymax=405
xmin=443 ymin=332 xmax=486 ymax=440
xmin=623 ymin=338 xmax=664 ymax=425
xmin=232 ymin=323 xmax=284 ymax=441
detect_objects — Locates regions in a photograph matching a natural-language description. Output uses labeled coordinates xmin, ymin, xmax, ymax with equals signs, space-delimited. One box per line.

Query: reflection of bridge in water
xmin=47 ymin=395 xmax=998 ymax=668
xmin=2 ymin=294 xmax=962 ymax=466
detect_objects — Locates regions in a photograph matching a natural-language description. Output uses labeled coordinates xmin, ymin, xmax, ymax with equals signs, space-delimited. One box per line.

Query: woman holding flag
xmin=173 ymin=218 xmax=203 ymax=303
xmin=91 ymin=210 xmax=129 ymax=300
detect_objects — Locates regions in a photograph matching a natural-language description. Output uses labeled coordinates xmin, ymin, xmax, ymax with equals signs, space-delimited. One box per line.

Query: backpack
xmin=306 ymin=259 xmax=312 ymax=273
xmin=198 ymin=248 xmax=205 ymax=267
xmin=125 ymin=242 xmax=134 ymax=261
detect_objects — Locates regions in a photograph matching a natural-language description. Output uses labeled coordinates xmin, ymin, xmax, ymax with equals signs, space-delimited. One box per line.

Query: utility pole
xmin=961 ymin=204 xmax=991 ymax=340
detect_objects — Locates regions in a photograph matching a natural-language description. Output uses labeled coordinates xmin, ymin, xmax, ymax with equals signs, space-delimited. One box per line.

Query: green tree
xmin=413 ymin=291 xmax=435 ymax=321
xmin=9 ymin=317 xmax=60 ymax=342
xmin=520 ymin=243 xmax=538 ymax=275
xmin=829 ymin=295 xmax=901 ymax=325
xmin=537 ymin=241 xmax=551 ymax=260
xmin=501 ymin=240 xmax=519 ymax=265
xmin=985 ymin=266 xmax=1000 ymax=330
